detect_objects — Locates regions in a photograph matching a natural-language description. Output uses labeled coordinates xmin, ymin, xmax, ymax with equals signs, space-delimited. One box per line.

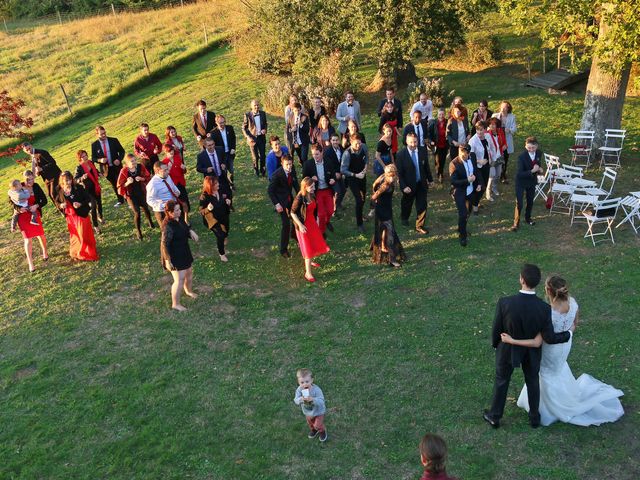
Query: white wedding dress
xmin=517 ymin=297 xmax=625 ymax=426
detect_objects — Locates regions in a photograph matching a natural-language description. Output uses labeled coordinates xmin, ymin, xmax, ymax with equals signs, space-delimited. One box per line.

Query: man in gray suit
xmin=335 ymin=91 xmax=362 ymax=135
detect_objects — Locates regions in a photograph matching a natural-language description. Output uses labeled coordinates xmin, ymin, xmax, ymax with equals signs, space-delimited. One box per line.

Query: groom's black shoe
xmin=483 ymin=411 xmax=499 ymax=429
xmin=529 ymin=415 xmax=541 ymax=428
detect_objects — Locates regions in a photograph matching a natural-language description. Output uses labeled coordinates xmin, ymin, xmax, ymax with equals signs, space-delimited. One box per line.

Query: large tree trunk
xmin=364 ymin=61 xmax=418 ymax=93
xmin=580 ymin=11 xmax=631 ymax=151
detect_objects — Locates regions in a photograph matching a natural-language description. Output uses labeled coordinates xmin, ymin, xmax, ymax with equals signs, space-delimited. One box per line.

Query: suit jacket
xmin=323 ymin=146 xmax=343 ymax=172
xmin=32 ymin=149 xmax=61 ymax=182
xmin=268 ymin=166 xmax=299 ymax=209
xmin=196 ymin=147 xmax=227 ymax=176
xmin=302 ymin=159 xmax=337 ymax=190
xmin=427 ymin=118 xmax=448 ymax=147
xmin=492 ymin=292 xmax=571 ymax=369
xmin=377 ymin=97 xmax=403 ymax=125
xmin=335 ymin=101 xmax=362 ymax=134
xmin=402 ymin=121 xmax=429 ymax=146
xmin=515 ymin=150 xmax=544 ymax=188
xmin=192 ymin=111 xmax=217 ymax=139
xmin=91 ymin=137 xmax=125 ymax=176
xmin=286 ymin=114 xmax=311 ymax=147
xmin=242 ymin=110 xmax=268 ymax=142
xmin=212 ymin=126 xmax=237 ymax=153
xmin=446 ymin=118 xmax=470 ymax=146
xmin=396 ymin=147 xmax=433 ymax=191
xmin=450 ymin=159 xmax=480 ymax=197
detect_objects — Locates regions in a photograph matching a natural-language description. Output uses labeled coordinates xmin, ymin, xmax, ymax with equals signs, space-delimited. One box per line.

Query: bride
xmin=501 ymin=275 xmax=624 ymax=427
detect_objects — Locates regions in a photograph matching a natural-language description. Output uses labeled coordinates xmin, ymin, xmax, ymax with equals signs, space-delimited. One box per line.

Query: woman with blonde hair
xmin=370 ymin=164 xmax=404 ymax=267
xmin=501 ymin=275 xmax=624 ymax=426
xmin=290 ymin=177 xmax=330 ymax=282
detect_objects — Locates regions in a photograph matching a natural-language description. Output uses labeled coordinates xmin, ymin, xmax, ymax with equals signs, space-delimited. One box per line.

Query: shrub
xmin=464 ymin=33 xmax=504 ymax=67
xmin=406 ymin=77 xmax=454 ymax=108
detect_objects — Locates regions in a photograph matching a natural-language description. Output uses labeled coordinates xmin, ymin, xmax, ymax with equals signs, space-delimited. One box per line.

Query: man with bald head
xmin=242 ymin=99 xmax=268 ymax=177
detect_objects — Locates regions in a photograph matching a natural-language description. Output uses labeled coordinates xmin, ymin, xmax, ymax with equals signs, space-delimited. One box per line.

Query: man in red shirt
xmin=134 ymin=123 xmax=162 ymax=173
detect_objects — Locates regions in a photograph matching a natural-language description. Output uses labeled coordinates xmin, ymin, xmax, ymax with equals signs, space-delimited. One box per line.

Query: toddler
xmin=293 ymin=368 xmax=327 ymax=442
xmin=8 ymin=179 xmax=38 ymax=232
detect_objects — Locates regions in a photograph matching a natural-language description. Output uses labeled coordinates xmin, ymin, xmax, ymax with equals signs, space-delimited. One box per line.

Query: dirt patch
xmin=351 ymin=295 xmax=366 ymax=309
xmin=250 ymin=247 xmax=269 ymax=259
xmin=15 ymin=365 xmax=37 ymax=379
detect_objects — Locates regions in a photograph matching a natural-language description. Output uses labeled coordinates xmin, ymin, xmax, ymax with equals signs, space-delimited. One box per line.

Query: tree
xmin=499 ymin=0 xmax=639 ymax=149
xmin=0 ymin=90 xmax=33 ymax=161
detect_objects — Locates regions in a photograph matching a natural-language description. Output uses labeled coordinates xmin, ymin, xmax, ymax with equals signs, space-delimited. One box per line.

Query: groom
xmin=484 ymin=264 xmax=573 ymax=428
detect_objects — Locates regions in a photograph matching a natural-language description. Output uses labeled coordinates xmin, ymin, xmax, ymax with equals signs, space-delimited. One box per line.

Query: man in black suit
xmin=22 ymin=142 xmax=62 ymax=204
xmin=323 ymin=133 xmax=345 ymax=211
xmin=243 ymin=99 xmax=268 ymax=177
xmin=511 ymin=136 xmax=543 ymax=231
xmin=268 ymin=155 xmax=298 ymax=257
xmin=196 ymin=138 xmax=231 ymax=198
xmin=396 ymin=133 xmax=433 ymax=234
xmin=212 ymin=114 xmax=237 ymax=187
xmin=303 ymin=144 xmax=338 ymax=234
xmin=484 ymin=264 xmax=573 ymax=429
xmin=192 ymin=99 xmax=216 ymax=148
xmin=376 ymin=87 xmax=402 ymax=126
xmin=91 ymin=125 xmax=126 ymax=206
xmin=402 ymin=110 xmax=428 ymax=147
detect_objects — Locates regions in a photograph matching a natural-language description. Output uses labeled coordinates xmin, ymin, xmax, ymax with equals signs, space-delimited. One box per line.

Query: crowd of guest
xmin=7 ymin=91 xmax=530 ymax=307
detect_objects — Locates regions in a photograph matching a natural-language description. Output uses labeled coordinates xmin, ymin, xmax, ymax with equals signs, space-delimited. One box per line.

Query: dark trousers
xmin=435 ymin=146 xmax=448 ymax=178
xmin=514 ymin=184 xmax=535 ymax=225
xmin=473 ymin=164 xmax=491 ymax=207
xmin=449 ymin=145 xmax=460 ymax=165
xmin=292 ymin=143 xmax=309 ymax=167
xmin=250 ymin=136 xmax=267 ymax=175
xmin=501 ymin=151 xmax=510 ymax=181
xmin=400 ymin=182 xmax=427 ymax=229
xmin=347 ymin=177 xmax=366 ymax=226
xmin=87 ymin=192 xmax=103 ymax=227
xmin=334 ymin=178 xmax=346 ymax=210
xmin=488 ymin=352 xmax=541 ymax=423
xmin=454 ymin=190 xmax=474 ymax=237
xmin=278 ymin=210 xmax=292 ymax=254
xmin=106 ymin=165 xmax=125 ymax=203
xmin=44 ymin=177 xmax=59 ymax=206
xmin=211 ymin=219 xmax=229 ymax=255
xmin=127 ymin=196 xmax=154 ymax=237
xmin=224 ymin=152 xmax=236 ymax=184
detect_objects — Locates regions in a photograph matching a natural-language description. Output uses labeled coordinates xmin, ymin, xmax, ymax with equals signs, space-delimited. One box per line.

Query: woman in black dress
xmin=199 ymin=176 xmax=231 ymax=262
xmin=161 ymin=199 xmax=199 ymax=311
xmin=370 ymin=164 xmax=404 ymax=267
xmin=117 ymin=154 xmax=156 ymax=240
xmin=341 ymin=119 xmax=366 ymax=150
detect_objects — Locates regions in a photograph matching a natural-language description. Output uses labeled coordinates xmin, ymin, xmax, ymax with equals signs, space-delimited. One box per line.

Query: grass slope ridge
xmin=0 ymin=44 xmax=639 ymax=480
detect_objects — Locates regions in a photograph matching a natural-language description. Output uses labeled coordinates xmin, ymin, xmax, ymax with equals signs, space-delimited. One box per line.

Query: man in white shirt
xmin=410 ymin=93 xmax=433 ymax=121
xmin=146 ymin=162 xmax=182 ymax=224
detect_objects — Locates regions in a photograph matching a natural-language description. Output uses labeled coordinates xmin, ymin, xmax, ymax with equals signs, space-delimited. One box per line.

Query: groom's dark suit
xmin=487 ymin=291 xmax=571 ymax=425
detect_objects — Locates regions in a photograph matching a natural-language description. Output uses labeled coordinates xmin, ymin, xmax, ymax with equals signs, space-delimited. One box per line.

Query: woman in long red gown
xmin=13 ymin=170 xmax=49 ymax=272
xmin=56 ymin=171 xmax=99 ymax=261
xmin=290 ymin=177 xmax=330 ymax=282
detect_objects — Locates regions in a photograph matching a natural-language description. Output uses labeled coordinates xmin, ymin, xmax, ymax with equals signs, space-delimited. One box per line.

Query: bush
xmin=406 ymin=77 xmax=454 ymax=108
xmin=463 ymin=33 xmax=504 ymax=67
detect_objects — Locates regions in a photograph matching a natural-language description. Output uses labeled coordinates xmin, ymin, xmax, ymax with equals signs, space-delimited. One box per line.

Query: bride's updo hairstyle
xmin=546 ymin=275 xmax=569 ymax=303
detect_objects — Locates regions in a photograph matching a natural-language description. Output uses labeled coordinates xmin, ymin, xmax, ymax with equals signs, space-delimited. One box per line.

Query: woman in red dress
xmin=74 ymin=150 xmax=103 ymax=234
xmin=165 ymin=125 xmax=185 ymax=161
xmin=378 ymin=101 xmax=400 ymax=155
xmin=161 ymin=143 xmax=190 ymax=223
xmin=56 ymin=171 xmax=99 ymax=261
xmin=290 ymin=177 xmax=330 ymax=282
xmin=13 ymin=170 xmax=49 ymax=272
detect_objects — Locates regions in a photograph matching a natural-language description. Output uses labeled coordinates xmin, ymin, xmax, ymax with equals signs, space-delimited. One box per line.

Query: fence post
xmin=542 ymin=49 xmax=546 ymax=74
xmin=60 ymin=84 xmax=72 ymax=114
xmin=526 ymin=55 xmax=531 ymax=81
xmin=3 ymin=18 xmax=8 ymax=33
xmin=203 ymin=24 xmax=208 ymax=44
xmin=180 ymin=0 xmax=184 ymax=7
xmin=142 ymin=48 xmax=151 ymax=76
xmin=557 ymin=47 xmax=561 ymax=69
xmin=56 ymin=8 xmax=62 ymax=25
xmin=111 ymin=4 xmax=117 ymax=17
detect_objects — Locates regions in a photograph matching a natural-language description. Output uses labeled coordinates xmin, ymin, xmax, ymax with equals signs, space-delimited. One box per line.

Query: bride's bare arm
xmin=572 ymin=309 xmax=580 ymax=331
xmin=500 ymin=332 xmax=543 ymax=348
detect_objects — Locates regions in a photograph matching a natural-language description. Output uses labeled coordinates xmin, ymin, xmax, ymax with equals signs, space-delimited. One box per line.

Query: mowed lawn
xmin=0 ymin=45 xmax=639 ymax=479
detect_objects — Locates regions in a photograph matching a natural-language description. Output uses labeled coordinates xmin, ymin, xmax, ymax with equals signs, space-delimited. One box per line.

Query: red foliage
xmin=0 ymin=90 xmax=33 ymax=161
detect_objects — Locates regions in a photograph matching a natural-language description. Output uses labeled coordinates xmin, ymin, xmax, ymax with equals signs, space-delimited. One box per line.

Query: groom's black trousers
xmin=488 ymin=345 xmax=541 ymax=423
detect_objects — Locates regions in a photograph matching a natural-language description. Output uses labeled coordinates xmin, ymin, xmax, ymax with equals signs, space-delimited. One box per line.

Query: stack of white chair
xmin=583 ymin=198 xmax=622 ymax=246
xmin=598 ymin=129 xmax=626 ymax=169
xmin=616 ymin=194 xmax=640 ymax=234
xmin=568 ymin=167 xmax=617 ymax=225
xmin=535 ymin=154 xmax=561 ymax=202
xmin=549 ymin=163 xmax=586 ymax=215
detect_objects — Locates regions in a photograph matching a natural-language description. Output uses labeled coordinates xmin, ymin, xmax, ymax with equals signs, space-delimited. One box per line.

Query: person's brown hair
xmin=419 ymin=433 xmax=448 ymax=474
xmin=310 ymin=143 xmax=323 ymax=153
xmin=545 ymin=275 xmax=569 ymax=302
xmin=500 ymin=100 xmax=513 ymax=113
xmin=76 ymin=149 xmax=88 ymax=162
xmin=525 ymin=136 xmax=538 ymax=146
xmin=475 ymin=121 xmax=487 ymax=131
xmin=202 ymin=176 xmax=218 ymax=196
xmin=163 ymin=199 xmax=179 ymax=224
xmin=299 ymin=177 xmax=316 ymax=202
xmin=164 ymin=126 xmax=177 ymax=143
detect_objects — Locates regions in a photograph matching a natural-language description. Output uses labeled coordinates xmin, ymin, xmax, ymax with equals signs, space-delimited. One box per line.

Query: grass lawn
xmin=0 ymin=41 xmax=639 ymax=479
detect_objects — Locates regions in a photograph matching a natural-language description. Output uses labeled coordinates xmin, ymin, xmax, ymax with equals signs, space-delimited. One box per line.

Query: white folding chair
xmin=569 ymin=193 xmax=600 ymax=225
xmin=549 ymin=183 xmax=576 ymax=215
xmin=534 ymin=155 xmax=558 ymax=201
xmin=569 ymin=130 xmax=595 ymax=168
xmin=598 ymin=129 xmax=626 ymax=169
xmin=583 ymin=197 xmax=622 ymax=246
xmin=615 ymin=195 xmax=640 ymax=233
xmin=554 ymin=163 xmax=584 ymax=182
xmin=578 ymin=167 xmax=617 ymax=198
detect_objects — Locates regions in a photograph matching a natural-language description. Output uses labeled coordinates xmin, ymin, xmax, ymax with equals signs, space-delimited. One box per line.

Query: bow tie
xmin=253 ymin=113 xmax=260 ymax=117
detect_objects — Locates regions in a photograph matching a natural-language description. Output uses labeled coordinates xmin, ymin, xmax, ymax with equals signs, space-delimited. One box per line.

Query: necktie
xmin=162 ymin=179 xmax=179 ymax=200
xmin=287 ymin=172 xmax=292 ymax=186
xmin=102 ymin=140 xmax=110 ymax=165
xmin=210 ymin=153 xmax=220 ymax=176
xmin=411 ymin=149 xmax=420 ymax=182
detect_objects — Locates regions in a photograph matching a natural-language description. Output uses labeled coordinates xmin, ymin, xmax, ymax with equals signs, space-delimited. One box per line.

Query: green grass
xmin=1 ymin=41 xmax=639 ymax=479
